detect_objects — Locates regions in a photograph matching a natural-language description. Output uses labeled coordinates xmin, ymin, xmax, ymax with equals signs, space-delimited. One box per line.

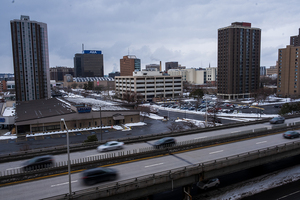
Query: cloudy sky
xmin=1 ymin=0 xmax=299 ymax=74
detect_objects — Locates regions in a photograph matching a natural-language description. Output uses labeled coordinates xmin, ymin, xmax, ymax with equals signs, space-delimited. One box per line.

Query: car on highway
xmin=197 ymin=178 xmax=220 ymax=190
xmin=97 ymin=141 xmax=124 ymax=152
xmin=153 ymin=137 xmax=176 ymax=149
xmin=81 ymin=167 xmax=118 ymax=185
xmin=274 ymin=105 xmax=282 ymax=108
xmin=23 ymin=155 xmax=54 ymax=171
xmin=283 ymin=131 xmax=300 ymax=139
xmin=269 ymin=116 xmax=285 ymax=124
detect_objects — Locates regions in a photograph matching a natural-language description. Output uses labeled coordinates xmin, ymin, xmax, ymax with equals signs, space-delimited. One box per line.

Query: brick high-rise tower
xmin=217 ymin=22 xmax=261 ymax=99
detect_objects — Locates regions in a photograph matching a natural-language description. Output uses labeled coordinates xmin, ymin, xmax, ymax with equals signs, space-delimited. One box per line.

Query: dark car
xmin=23 ymin=155 xmax=54 ymax=171
xmin=283 ymin=131 xmax=300 ymax=139
xmin=81 ymin=167 xmax=118 ymax=185
xmin=274 ymin=105 xmax=282 ymax=108
xmin=153 ymin=137 xmax=176 ymax=149
xmin=270 ymin=117 xmax=285 ymax=124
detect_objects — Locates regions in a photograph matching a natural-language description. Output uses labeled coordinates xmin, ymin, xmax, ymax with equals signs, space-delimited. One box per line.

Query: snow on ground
xmin=2 ymin=107 xmax=15 ymax=116
xmin=140 ymin=112 xmax=164 ymax=120
xmin=0 ymin=122 xmax=148 ymax=140
xmin=63 ymin=96 xmax=129 ymax=111
xmin=201 ymin=164 xmax=300 ymax=200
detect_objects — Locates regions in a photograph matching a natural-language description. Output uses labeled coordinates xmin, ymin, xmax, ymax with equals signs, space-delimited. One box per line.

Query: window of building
xmin=295 ymin=86 xmax=297 ymax=88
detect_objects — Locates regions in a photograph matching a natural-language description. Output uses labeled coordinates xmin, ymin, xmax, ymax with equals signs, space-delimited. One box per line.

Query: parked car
xmin=197 ymin=178 xmax=220 ymax=190
xmin=274 ymin=105 xmax=282 ymax=108
xmin=23 ymin=155 xmax=54 ymax=171
xmin=270 ymin=117 xmax=285 ymax=124
xmin=81 ymin=167 xmax=118 ymax=185
xmin=283 ymin=131 xmax=300 ymax=139
xmin=97 ymin=141 xmax=124 ymax=152
xmin=188 ymin=107 xmax=195 ymax=110
xmin=153 ymin=137 xmax=176 ymax=149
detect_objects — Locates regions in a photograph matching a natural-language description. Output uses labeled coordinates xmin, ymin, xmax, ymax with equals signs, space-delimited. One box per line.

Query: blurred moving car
xmin=197 ymin=178 xmax=220 ymax=190
xmin=23 ymin=155 xmax=54 ymax=171
xmin=269 ymin=116 xmax=285 ymax=124
xmin=97 ymin=141 xmax=124 ymax=152
xmin=81 ymin=167 xmax=118 ymax=185
xmin=274 ymin=105 xmax=282 ymax=108
xmin=153 ymin=137 xmax=176 ymax=149
xmin=283 ymin=131 xmax=300 ymax=139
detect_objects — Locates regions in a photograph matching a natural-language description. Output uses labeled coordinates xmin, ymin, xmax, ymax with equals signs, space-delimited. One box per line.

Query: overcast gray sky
xmin=1 ymin=0 xmax=299 ymax=74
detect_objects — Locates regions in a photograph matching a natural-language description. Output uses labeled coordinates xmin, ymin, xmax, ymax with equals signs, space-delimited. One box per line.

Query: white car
xmin=197 ymin=178 xmax=220 ymax=190
xmin=97 ymin=141 xmax=124 ymax=152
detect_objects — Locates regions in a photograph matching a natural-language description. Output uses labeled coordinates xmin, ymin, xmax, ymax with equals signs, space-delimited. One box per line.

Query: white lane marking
xmin=231 ymin=131 xmax=240 ymax=133
xmin=194 ymin=136 xmax=207 ymax=139
xmin=86 ymin=153 xmax=106 ymax=157
xmin=209 ymin=150 xmax=224 ymax=154
xmin=51 ymin=180 xmax=78 ymax=187
xmin=6 ymin=166 xmax=23 ymax=171
xmin=277 ymin=190 xmax=300 ymax=200
xmin=256 ymin=141 xmax=267 ymax=144
xmin=145 ymin=163 xmax=164 ymax=168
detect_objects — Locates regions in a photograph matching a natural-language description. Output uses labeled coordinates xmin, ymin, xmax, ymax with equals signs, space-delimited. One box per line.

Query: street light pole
xmin=61 ymin=118 xmax=72 ymax=198
xmin=100 ymin=106 xmax=102 ymax=141
xmin=205 ymin=99 xmax=208 ymax=127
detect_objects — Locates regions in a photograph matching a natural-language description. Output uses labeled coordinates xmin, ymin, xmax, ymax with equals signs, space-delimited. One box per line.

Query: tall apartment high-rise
xmin=217 ymin=22 xmax=261 ymax=99
xmin=277 ymin=28 xmax=300 ymax=97
xmin=74 ymin=50 xmax=104 ymax=77
xmin=11 ymin=15 xmax=51 ymax=102
xmin=290 ymin=28 xmax=300 ymax=46
xmin=120 ymin=55 xmax=141 ymax=76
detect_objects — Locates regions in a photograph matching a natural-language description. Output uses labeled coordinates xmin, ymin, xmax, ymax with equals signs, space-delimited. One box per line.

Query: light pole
xmin=99 ymin=106 xmax=102 ymax=141
xmin=61 ymin=118 xmax=72 ymax=198
xmin=205 ymin=98 xmax=208 ymax=127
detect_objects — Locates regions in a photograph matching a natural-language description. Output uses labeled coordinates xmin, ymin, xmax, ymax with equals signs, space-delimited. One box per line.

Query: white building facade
xmin=115 ymin=71 xmax=182 ymax=101
xmin=168 ymin=67 xmax=217 ymax=85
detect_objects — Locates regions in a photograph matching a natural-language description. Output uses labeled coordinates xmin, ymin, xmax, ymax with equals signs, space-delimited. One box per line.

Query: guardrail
xmin=0 ymin=118 xmax=273 ymax=163
xmin=41 ymin=140 xmax=300 ymax=200
xmin=1 ymin=121 xmax=299 ymax=185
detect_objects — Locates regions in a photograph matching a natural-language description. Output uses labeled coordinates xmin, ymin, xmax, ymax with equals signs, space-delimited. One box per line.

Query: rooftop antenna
xmin=82 ymin=44 xmax=84 ymax=52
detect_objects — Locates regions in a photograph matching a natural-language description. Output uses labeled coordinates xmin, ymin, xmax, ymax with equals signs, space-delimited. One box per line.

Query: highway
xmin=1 ymin=119 xmax=300 ymax=199
xmin=0 ymin=118 xmax=289 ymax=172
xmin=0 ymin=117 xmax=299 ymax=173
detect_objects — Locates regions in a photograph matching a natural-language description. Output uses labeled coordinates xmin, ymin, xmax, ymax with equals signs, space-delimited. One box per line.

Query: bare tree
xmin=185 ymin=121 xmax=199 ymax=129
xmin=138 ymin=105 xmax=151 ymax=122
xmin=167 ymin=122 xmax=184 ymax=132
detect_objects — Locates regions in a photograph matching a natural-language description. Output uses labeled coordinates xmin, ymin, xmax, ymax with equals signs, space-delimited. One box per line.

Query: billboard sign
xmin=83 ymin=50 xmax=102 ymax=54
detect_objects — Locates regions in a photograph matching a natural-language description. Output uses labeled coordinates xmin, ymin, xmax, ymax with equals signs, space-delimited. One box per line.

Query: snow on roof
xmin=3 ymin=107 xmax=15 ymax=116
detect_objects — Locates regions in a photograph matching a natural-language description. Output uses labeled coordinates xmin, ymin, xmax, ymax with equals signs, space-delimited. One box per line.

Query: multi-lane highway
xmin=1 ymin=117 xmax=296 ymax=172
xmin=1 ymin=117 xmax=300 ymax=199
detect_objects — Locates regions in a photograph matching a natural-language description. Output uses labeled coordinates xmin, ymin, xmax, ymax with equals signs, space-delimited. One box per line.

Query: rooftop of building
xmin=73 ymin=77 xmax=114 ymax=82
xmin=15 ymin=98 xmax=75 ymax=122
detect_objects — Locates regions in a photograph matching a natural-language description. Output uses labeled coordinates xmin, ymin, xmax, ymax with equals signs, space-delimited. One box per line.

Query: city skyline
xmin=1 ymin=0 xmax=300 ymax=74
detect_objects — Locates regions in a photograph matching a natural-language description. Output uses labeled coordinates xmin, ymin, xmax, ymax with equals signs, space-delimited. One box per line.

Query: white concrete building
xmin=115 ymin=71 xmax=182 ymax=101
xmin=168 ymin=67 xmax=217 ymax=85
